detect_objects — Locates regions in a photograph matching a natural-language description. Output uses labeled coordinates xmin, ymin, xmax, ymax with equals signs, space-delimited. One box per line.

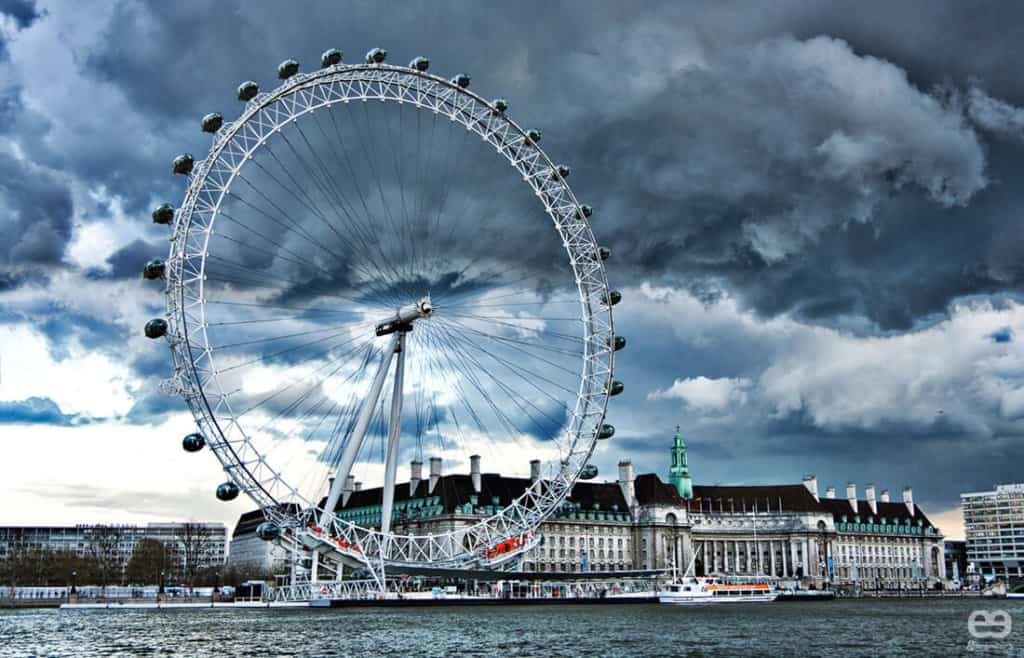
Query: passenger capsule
xmin=142 ymin=259 xmax=165 ymax=280
xmin=237 ymin=80 xmax=259 ymax=101
xmin=365 ymin=48 xmax=387 ymax=64
xmin=144 ymin=318 xmax=168 ymax=339
xmin=151 ymin=203 xmax=175 ymax=225
xmin=609 ymin=335 xmax=626 ymax=351
xmin=492 ymin=98 xmax=509 ymax=114
xmin=577 ymin=204 xmax=593 ymax=219
xmin=609 ymin=380 xmax=625 ymax=396
xmin=201 ymin=112 xmax=223 ymax=133
xmin=551 ymin=165 xmax=571 ymax=180
xmin=256 ymin=522 xmax=281 ymax=541
xmin=277 ymin=59 xmax=300 ymax=79
xmin=526 ymin=129 xmax=542 ymax=144
xmin=580 ymin=464 xmax=599 ymax=480
xmin=172 ymin=153 xmax=194 ymax=176
xmin=599 ymin=246 xmax=611 ymax=261
xmin=601 ymin=290 xmax=621 ymax=306
xmin=321 ymin=48 xmax=343 ymax=68
xmin=598 ymin=424 xmax=615 ymax=440
xmin=410 ymin=56 xmax=430 ymax=72
xmin=182 ymin=432 xmax=205 ymax=452
xmin=451 ymin=73 xmax=471 ymax=88
xmin=216 ymin=481 xmax=240 ymax=501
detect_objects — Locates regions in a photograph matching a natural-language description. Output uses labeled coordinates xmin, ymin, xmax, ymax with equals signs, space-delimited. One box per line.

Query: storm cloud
xmin=1 ymin=0 xmax=1023 ymax=528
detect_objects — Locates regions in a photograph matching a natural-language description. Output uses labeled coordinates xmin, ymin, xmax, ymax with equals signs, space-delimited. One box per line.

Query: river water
xmin=1 ymin=598 xmax=1020 ymax=656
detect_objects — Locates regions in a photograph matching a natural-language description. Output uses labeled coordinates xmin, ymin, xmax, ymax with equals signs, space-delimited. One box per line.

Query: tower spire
xmin=669 ymin=425 xmax=693 ymax=499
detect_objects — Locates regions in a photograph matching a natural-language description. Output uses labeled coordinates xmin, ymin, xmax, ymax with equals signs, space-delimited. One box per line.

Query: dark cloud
xmin=100 ymin=238 xmax=166 ymax=280
xmin=0 ymin=151 xmax=72 ymax=266
xmin=3 ymin=0 xmax=1024 ymax=523
xmin=0 ymin=0 xmax=39 ymax=29
xmin=0 ymin=396 xmax=83 ymax=425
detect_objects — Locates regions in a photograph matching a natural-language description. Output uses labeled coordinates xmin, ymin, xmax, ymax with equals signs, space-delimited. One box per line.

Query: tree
xmin=175 ymin=523 xmax=216 ymax=587
xmin=125 ymin=539 xmax=174 ymax=585
xmin=87 ymin=526 xmax=123 ymax=590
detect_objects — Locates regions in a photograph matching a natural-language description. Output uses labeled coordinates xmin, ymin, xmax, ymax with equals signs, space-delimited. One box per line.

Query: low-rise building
xmin=230 ymin=429 xmax=946 ymax=587
xmin=0 ymin=522 xmax=227 ymax=583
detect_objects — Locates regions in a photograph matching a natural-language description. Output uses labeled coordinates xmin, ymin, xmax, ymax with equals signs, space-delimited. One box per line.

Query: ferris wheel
xmin=142 ymin=46 xmax=623 ymax=586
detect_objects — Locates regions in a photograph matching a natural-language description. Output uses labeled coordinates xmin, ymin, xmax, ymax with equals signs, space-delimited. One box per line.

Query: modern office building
xmin=0 ymin=522 xmax=227 ymax=582
xmin=962 ymin=483 xmax=1024 ymax=578
xmin=231 ymin=429 xmax=946 ymax=587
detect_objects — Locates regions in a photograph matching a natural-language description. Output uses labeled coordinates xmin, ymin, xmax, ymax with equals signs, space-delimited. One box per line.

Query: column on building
xmin=790 ymin=541 xmax=800 ymax=578
xmin=769 ymin=540 xmax=776 ymax=576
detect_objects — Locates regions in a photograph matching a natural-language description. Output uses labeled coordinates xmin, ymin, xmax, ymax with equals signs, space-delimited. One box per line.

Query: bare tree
xmin=175 ymin=523 xmax=216 ymax=588
xmin=87 ymin=526 xmax=123 ymax=591
xmin=0 ymin=530 xmax=23 ymax=592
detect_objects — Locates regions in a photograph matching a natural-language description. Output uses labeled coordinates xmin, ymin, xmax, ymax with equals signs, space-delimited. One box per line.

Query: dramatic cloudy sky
xmin=3 ymin=0 xmax=1024 ymax=539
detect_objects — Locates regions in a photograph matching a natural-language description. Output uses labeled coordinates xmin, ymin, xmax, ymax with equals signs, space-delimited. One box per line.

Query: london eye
xmin=143 ymin=46 xmax=623 ymax=587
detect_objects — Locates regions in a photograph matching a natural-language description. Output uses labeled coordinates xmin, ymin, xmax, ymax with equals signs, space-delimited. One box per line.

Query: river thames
xmin=1 ymin=598 xmax=1020 ymax=656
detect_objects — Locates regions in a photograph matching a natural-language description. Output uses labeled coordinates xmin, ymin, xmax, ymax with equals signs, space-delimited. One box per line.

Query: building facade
xmin=944 ymin=540 xmax=968 ymax=582
xmin=962 ymin=483 xmax=1024 ymax=579
xmin=0 ymin=523 xmax=227 ymax=582
xmin=230 ymin=431 xmax=946 ymax=587
xmin=227 ymin=510 xmax=291 ymax=573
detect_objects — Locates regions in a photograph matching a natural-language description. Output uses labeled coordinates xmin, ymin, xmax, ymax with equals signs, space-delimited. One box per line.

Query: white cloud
xmin=631 ymin=283 xmax=1024 ymax=435
xmin=649 ymin=376 xmax=751 ymax=412
xmin=0 ymin=324 xmax=135 ymax=417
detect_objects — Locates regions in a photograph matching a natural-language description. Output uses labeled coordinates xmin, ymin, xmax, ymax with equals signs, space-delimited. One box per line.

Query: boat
xmin=659 ymin=575 xmax=778 ymax=605
xmin=658 ymin=536 xmax=778 ymax=605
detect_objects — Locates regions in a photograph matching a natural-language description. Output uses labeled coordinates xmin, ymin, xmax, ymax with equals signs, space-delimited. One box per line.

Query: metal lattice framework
xmin=162 ymin=59 xmax=615 ymax=577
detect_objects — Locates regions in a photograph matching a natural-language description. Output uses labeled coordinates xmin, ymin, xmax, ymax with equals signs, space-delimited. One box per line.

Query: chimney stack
xmin=530 ymin=459 xmax=541 ymax=482
xmin=903 ymin=486 xmax=914 ymax=516
xmin=429 ymin=457 xmax=442 ymax=494
xmin=880 ymin=489 xmax=890 ymax=503
xmin=846 ymin=482 xmax=858 ymax=514
xmin=342 ymin=474 xmax=355 ymax=506
xmin=354 ymin=481 xmax=362 ymax=492
xmin=618 ymin=460 xmax=635 ymax=510
xmin=470 ymin=454 xmax=482 ymax=494
xmin=409 ymin=460 xmax=422 ymax=496
xmin=865 ymin=484 xmax=877 ymax=515
xmin=802 ymin=475 xmax=819 ymax=501
xmin=825 ymin=487 xmax=836 ymax=499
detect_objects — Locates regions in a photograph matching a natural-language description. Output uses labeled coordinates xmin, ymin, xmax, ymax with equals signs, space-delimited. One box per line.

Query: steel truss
xmin=164 ymin=60 xmax=615 ymax=583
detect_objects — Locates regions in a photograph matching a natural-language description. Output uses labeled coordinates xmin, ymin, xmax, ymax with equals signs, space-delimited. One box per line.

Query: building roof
xmin=817 ymin=497 xmax=934 ymax=528
xmin=234 ymin=472 xmax=940 ymax=535
xmin=231 ymin=504 xmax=300 ymax=538
xmin=690 ymin=483 xmax=824 ymax=513
xmin=636 ymin=473 xmax=937 ymax=527
xmin=325 ymin=473 xmax=629 ymax=515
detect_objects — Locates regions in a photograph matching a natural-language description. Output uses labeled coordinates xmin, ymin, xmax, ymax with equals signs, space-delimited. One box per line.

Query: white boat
xmin=659 ymin=575 xmax=778 ymax=605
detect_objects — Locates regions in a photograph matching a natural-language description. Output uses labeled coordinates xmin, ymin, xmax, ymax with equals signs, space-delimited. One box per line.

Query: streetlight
xmin=159 ymin=570 xmax=166 ymax=596
xmin=70 ymin=570 xmax=77 ymax=596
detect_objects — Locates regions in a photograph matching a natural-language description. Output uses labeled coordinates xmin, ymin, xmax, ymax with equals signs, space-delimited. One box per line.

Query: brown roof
xmin=634 ymin=474 xmax=822 ymax=513
xmin=691 ymin=484 xmax=824 ymax=513
xmin=817 ymin=497 xmax=934 ymax=527
xmin=324 ymin=473 xmax=628 ymax=514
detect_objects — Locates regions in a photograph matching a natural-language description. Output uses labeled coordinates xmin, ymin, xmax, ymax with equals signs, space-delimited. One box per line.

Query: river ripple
xmin=0 ymin=598 xmax=1020 ymax=657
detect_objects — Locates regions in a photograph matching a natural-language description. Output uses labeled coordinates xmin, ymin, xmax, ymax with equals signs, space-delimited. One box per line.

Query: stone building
xmin=229 ymin=429 xmax=946 ymax=587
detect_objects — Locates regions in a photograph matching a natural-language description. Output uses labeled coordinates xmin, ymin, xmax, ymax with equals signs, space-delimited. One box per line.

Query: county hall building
xmin=230 ymin=429 xmax=946 ymax=588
